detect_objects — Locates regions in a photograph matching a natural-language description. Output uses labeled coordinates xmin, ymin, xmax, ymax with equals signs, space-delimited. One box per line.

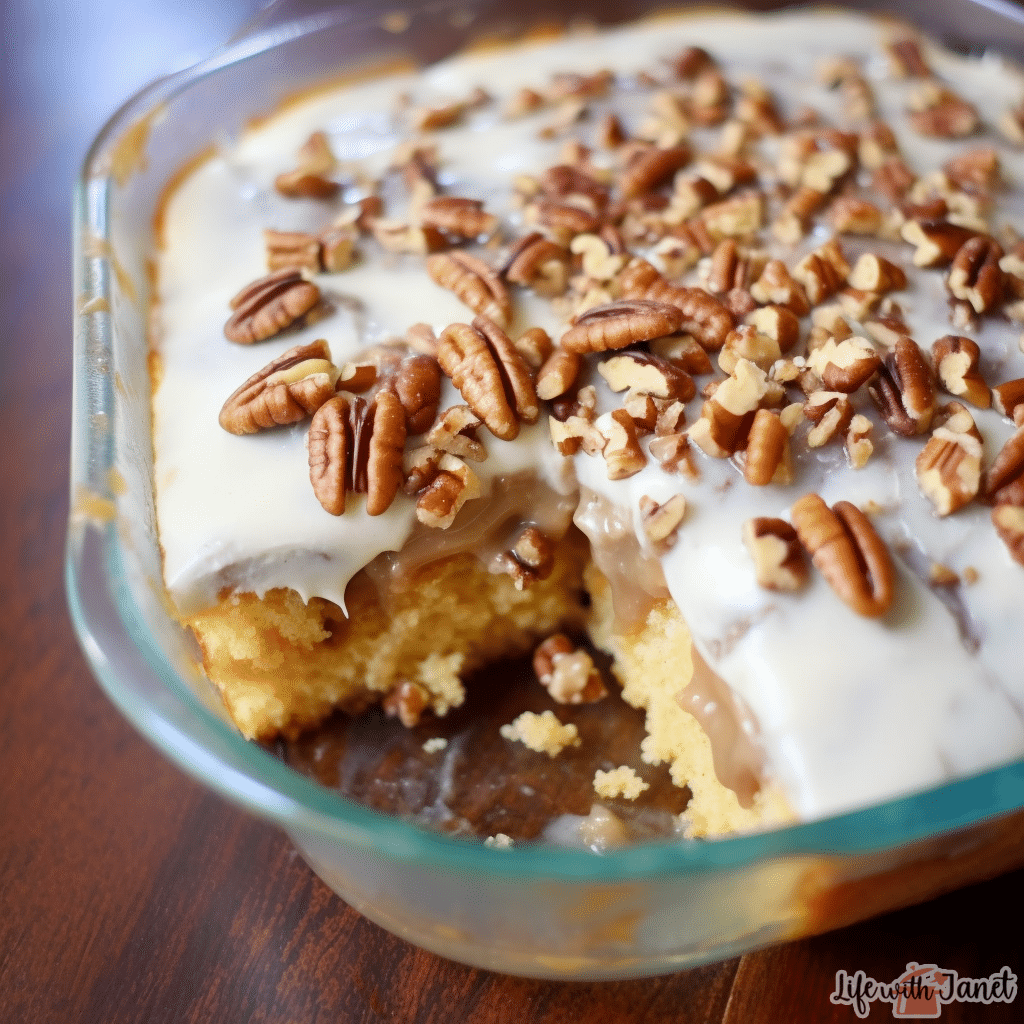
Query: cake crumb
xmin=593 ymin=766 xmax=650 ymax=800
xmin=499 ymin=710 xmax=580 ymax=757
xmin=422 ymin=737 xmax=448 ymax=753
xmin=484 ymin=833 xmax=514 ymax=849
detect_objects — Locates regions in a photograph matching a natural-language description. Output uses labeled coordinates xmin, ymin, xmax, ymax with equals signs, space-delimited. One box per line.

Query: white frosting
xmin=153 ymin=11 xmax=1024 ymax=822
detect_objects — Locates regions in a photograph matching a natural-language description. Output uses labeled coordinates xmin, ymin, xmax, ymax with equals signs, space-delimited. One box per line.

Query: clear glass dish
xmin=68 ymin=0 xmax=1024 ymax=981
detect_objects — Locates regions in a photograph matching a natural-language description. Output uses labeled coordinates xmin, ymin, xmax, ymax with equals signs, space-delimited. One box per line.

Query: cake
xmin=150 ymin=9 xmax=1024 ymax=840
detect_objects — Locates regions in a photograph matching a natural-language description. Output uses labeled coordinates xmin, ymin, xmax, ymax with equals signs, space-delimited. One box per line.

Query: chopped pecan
xmin=869 ymin=337 xmax=935 ymax=436
xmin=944 ymin=148 xmax=1000 ymax=194
xmin=689 ymin=359 xmax=772 ymax=457
xmin=264 ymin=229 xmax=322 ymax=273
xmin=847 ymin=253 xmax=907 ymax=294
xmin=946 ymin=236 xmax=1005 ymax=313
xmin=371 ymin=219 xmax=446 ymax=255
xmin=499 ymin=526 xmax=557 ymax=590
xmin=873 ymin=158 xmax=917 ymax=203
xmin=887 ymin=36 xmax=931 ymax=77
xmin=560 ymin=298 xmax=683 ymax=354
xmin=907 ymin=84 xmax=979 ymax=139
xmin=1000 ymin=101 xmax=1024 ymax=145
xmin=804 ymin=391 xmax=855 ymax=448
xmin=382 ymin=680 xmax=429 ymax=729
xmin=571 ymin=233 xmax=627 ymax=282
xmin=702 ymin=192 xmax=764 ymax=238
xmin=533 ymin=635 xmax=606 ymax=704
xmin=718 ymin=325 xmax=781 ymax=375
xmin=420 ymin=197 xmax=498 ymax=240
xmin=744 ymin=409 xmax=792 ymax=486
xmin=540 ymin=164 xmax=610 ymax=212
xmin=597 ymin=350 xmax=695 ymax=401
xmin=402 ymin=445 xmax=442 ymax=495
xmin=617 ymin=258 xmax=734 ymax=350
xmin=707 ymin=239 xmax=761 ymax=294
xmin=993 ymin=504 xmax=1024 ymax=566
xmin=829 ymin=196 xmax=884 ymax=235
xmin=624 ymin=392 xmax=658 ymax=434
xmin=915 ymin=403 xmax=983 ymax=516
xmin=932 ymin=335 xmax=990 ymax=408
xmin=437 ymin=317 xmax=538 ymax=440
xmin=405 ymin=322 xmax=438 ymax=357
xmin=415 ymin=454 xmax=481 ymax=528
xmin=536 ymin=347 xmax=582 ymax=401
xmin=428 ymin=252 xmax=511 ymax=328
xmin=638 ymin=494 xmax=687 ymax=550
xmin=985 ymin=427 xmax=1024 ymax=504
xmin=426 ymin=405 xmax=486 ymax=462
xmin=792 ymin=240 xmax=850 ymax=306
xmin=746 ymin=305 xmax=800 ymax=354
xmin=735 ymin=82 xmax=785 ymax=136
xmin=514 ymin=326 xmax=554 ymax=370
xmin=620 ymin=144 xmax=691 ymax=199
xmin=743 ymin=517 xmax=808 ymax=591
xmin=900 ymin=219 xmax=979 ymax=268
xmin=672 ymin=45 xmax=715 ymax=79
xmin=846 ymin=414 xmax=874 ymax=468
xmin=791 ymin=494 xmax=894 ymax=617
xmin=750 ymin=260 xmax=810 ymax=316
xmin=219 ymin=339 xmax=339 ymax=435
xmin=993 ymin=379 xmax=1024 ymax=424
xmin=274 ymin=131 xmax=339 ymax=198
xmin=336 ymin=362 xmax=377 ymax=393
xmin=650 ymin=334 xmax=714 ymax=375
xmin=808 ymin=336 xmax=881 ymax=394
xmin=772 ymin=186 xmax=828 ymax=243
xmin=502 ymin=233 xmax=571 ymax=298
xmin=412 ymin=98 xmax=471 ymax=132
xmin=307 ymin=392 xmax=406 ymax=517
xmin=649 ymin=432 xmax=696 ymax=475
xmin=224 ymin=269 xmax=321 ymax=344
xmin=596 ymin=409 xmax=646 ymax=478
xmin=859 ymin=121 xmax=901 ymax=169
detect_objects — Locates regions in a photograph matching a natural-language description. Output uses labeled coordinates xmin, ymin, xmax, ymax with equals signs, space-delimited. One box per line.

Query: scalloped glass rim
xmin=68 ymin=0 xmax=1024 ymax=883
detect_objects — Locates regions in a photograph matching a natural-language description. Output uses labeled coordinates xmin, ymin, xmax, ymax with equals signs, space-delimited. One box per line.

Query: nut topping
xmin=224 ymin=269 xmax=321 ymax=344
xmin=420 ymin=197 xmax=498 ymax=240
xmin=617 ymin=259 xmax=734 ymax=350
xmin=792 ymin=240 xmax=850 ymax=305
xmin=946 ymin=236 xmax=1005 ymax=314
xmin=307 ymin=391 xmax=406 ymax=517
xmin=219 ymin=339 xmax=339 ymax=435
xmin=915 ymin=403 xmax=983 ymax=516
xmin=869 ymin=337 xmax=935 ymax=436
xmin=533 ymin=635 xmax=607 ymax=704
xmin=620 ymin=144 xmax=692 ymax=199
xmin=901 ymin=218 xmax=979 ymax=268
xmin=790 ymin=494 xmax=895 ymax=617
xmin=807 ymin=336 xmax=881 ymax=394
xmin=993 ymin=504 xmax=1024 ymax=567
xmin=932 ymin=335 xmax=990 ymax=408
xmin=560 ymin=299 xmax=684 ymax=353
xmin=536 ymin=347 xmax=582 ymax=400
xmin=638 ymin=493 xmax=687 ymax=549
xmin=993 ymin=379 xmax=1024 ymax=424
xmin=689 ymin=359 xmax=772 ymax=457
xmin=503 ymin=233 xmax=571 ymax=298
xmin=743 ymin=517 xmax=808 ymax=591
xmin=750 ymin=259 xmax=810 ymax=316
xmin=274 ymin=131 xmax=340 ymax=198
xmin=743 ymin=409 xmax=792 ymax=485
xmin=426 ymin=404 xmax=487 ymax=461
xmin=390 ymin=352 xmax=442 ymax=435
xmin=596 ymin=408 xmax=646 ymax=478
xmin=984 ymin=427 xmax=1024 ymax=504
xmin=427 ymin=252 xmax=512 ymax=328
xmin=803 ymin=391 xmax=855 ymax=448
xmin=597 ymin=350 xmax=695 ymax=401
xmin=847 ymin=253 xmax=907 ymax=294
xmin=437 ymin=317 xmax=539 ymax=440
xmin=500 ymin=526 xmax=557 ymax=590
xmin=415 ymin=454 xmax=481 ymax=528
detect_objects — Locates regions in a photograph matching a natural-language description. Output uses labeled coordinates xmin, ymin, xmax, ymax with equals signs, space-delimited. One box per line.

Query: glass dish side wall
xmin=69 ymin=0 xmax=1024 ymax=980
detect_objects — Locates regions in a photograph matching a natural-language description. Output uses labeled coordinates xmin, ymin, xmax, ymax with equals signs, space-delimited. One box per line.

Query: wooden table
xmin=2 ymin=1 xmax=1021 ymax=1020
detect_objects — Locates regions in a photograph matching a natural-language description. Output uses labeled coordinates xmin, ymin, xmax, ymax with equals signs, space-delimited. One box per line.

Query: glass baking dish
xmin=68 ymin=0 xmax=1024 ymax=980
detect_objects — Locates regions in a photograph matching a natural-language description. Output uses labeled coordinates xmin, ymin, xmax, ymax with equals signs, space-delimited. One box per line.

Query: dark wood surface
xmin=2 ymin=1 xmax=1022 ymax=1021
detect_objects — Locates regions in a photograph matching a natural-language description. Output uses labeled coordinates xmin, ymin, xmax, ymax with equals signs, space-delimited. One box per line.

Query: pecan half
xmin=915 ymin=403 xmax=983 ymax=516
xmin=536 ymin=347 xmax=582 ymax=401
xmin=869 ymin=337 xmax=935 ymax=436
xmin=932 ymin=335 xmax=990 ymax=408
xmin=533 ymin=635 xmax=606 ymax=704
xmin=618 ymin=259 xmax=734 ymax=350
xmin=420 ymin=197 xmax=498 ymax=240
xmin=389 ymin=352 xmax=442 ymax=435
xmin=560 ymin=299 xmax=683 ymax=353
xmin=427 ymin=252 xmax=511 ymax=328
xmin=224 ymin=269 xmax=321 ymax=344
xmin=743 ymin=517 xmax=808 ymax=591
xmin=620 ymin=144 xmax=691 ymax=199
xmin=307 ymin=391 xmax=406 ymax=517
xmin=437 ymin=317 xmax=539 ymax=440
xmin=993 ymin=504 xmax=1024 ymax=567
xmin=947 ymin=236 xmax=1005 ymax=314
xmin=219 ymin=339 xmax=339 ymax=435
xmin=791 ymin=494 xmax=894 ymax=617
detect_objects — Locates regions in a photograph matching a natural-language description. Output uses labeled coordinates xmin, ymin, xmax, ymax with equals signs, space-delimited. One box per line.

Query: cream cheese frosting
xmin=152 ymin=9 xmax=1024 ymax=823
